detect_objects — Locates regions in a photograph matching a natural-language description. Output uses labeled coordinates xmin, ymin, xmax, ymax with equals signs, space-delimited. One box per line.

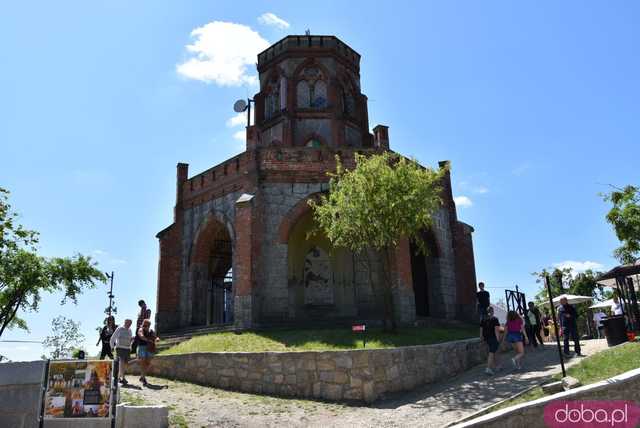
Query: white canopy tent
xmin=589 ymin=299 xmax=614 ymax=310
xmin=541 ymin=294 xmax=593 ymax=307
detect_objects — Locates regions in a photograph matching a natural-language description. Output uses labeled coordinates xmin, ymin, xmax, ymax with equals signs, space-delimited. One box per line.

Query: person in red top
xmin=505 ymin=310 xmax=529 ymax=370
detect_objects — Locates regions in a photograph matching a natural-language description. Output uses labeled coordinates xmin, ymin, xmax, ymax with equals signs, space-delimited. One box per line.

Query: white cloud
xmin=454 ymin=196 xmax=473 ymax=208
xmin=476 ymin=186 xmax=489 ymax=194
xmin=553 ymin=260 xmax=604 ymax=273
xmin=176 ymin=21 xmax=270 ymax=86
xmin=91 ymin=250 xmax=127 ymax=266
xmin=233 ymin=130 xmax=246 ymax=141
xmin=257 ymin=12 xmax=290 ymax=29
xmin=512 ymin=162 xmax=531 ymax=176
xmin=226 ymin=112 xmax=247 ymax=128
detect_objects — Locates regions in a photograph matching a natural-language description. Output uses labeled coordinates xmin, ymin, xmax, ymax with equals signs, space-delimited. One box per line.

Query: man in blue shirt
xmin=557 ymin=297 xmax=583 ymax=357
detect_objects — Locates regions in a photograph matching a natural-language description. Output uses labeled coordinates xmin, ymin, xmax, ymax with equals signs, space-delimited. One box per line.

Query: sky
xmin=1 ymin=1 xmax=638 ymax=361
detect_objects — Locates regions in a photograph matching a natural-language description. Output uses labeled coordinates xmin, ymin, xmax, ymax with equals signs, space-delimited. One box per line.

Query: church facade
xmin=155 ymin=35 xmax=478 ymax=333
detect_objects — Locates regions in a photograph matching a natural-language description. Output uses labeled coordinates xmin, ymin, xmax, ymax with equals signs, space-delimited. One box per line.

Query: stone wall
xmin=452 ymin=365 xmax=640 ymax=428
xmin=130 ymin=338 xmax=485 ymax=403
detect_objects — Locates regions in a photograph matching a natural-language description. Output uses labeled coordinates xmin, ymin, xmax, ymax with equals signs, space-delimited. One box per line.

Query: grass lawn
xmin=159 ymin=325 xmax=478 ymax=354
xmin=494 ymin=341 xmax=640 ymax=410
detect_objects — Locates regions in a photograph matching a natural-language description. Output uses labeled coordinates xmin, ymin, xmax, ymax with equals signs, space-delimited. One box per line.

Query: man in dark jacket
xmin=525 ymin=302 xmax=544 ymax=347
xmin=557 ymin=297 xmax=583 ymax=357
xmin=477 ymin=282 xmax=490 ymax=322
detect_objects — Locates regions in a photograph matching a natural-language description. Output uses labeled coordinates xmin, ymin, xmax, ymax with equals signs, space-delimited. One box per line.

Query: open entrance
xmin=191 ymin=217 xmax=233 ymax=326
xmin=411 ymin=229 xmax=439 ymax=317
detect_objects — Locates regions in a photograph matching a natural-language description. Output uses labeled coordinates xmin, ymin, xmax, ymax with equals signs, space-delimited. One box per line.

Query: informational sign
xmin=43 ymin=360 xmax=112 ymax=419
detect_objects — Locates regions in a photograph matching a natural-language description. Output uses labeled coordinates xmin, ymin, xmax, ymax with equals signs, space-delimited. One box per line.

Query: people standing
xmin=110 ymin=319 xmax=133 ymax=385
xmin=593 ymin=310 xmax=606 ymax=339
xmin=136 ymin=319 xmax=159 ymax=386
xmin=541 ymin=311 xmax=552 ymax=342
xmin=477 ymin=282 xmax=490 ymax=322
xmin=96 ymin=316 xmax=117 ymax=360
xmin=132 ymin=300 xmax=152 ymax=355
xmin=525 ymin=302 xmax=544 ymax=348
xmin=480 ymin=306 xmax=503 ymax=375
xmin=611 ymin=296 xmax=624 ymax=316
xmin=505 ymin=310 xmax=528 ymax=369
xmin=558 ymin=297 xmax=583 ymax=357
xmin=136 ymin=300 xmax=152 ymax=331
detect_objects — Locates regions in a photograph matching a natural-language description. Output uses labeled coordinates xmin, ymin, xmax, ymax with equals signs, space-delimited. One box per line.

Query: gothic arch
xmin=277 ymin=192 xmax=326 ymax=244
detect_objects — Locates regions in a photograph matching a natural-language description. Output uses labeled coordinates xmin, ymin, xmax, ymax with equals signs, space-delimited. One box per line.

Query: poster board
xmin=43 ymin=360 xmax=113 ymax=420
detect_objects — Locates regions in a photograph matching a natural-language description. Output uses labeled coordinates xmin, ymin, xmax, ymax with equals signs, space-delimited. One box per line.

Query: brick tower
xmin=155 ymin=35 xmax=478 ymax=333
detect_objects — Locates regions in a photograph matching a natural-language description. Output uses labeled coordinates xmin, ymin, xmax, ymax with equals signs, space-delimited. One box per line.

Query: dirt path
xmin=119 ymin=339 xmax=608 ymax=427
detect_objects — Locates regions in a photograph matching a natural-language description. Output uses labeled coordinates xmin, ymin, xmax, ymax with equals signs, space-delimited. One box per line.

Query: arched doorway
xmin=191 ymin=216 xmax=234 ymax=326
xmin=411 ymin=229 xmax=439 ymax=317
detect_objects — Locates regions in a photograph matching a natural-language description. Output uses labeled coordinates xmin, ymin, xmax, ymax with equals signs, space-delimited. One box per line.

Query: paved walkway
xmin=121 ymin=339 xmax=608 ymax=428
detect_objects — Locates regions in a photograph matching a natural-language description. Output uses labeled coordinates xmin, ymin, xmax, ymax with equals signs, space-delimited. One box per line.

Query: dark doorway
xmin=411 ymin=240 xmax=430 ymax=317
xmin=207 ymin=239 xmax=233 ymax=325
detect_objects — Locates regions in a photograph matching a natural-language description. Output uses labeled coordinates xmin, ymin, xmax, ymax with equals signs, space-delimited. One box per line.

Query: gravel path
xmin=120 ymin=339 xmax=608 ymax=428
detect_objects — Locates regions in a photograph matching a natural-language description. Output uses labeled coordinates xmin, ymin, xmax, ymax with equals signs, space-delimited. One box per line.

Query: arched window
xmin=264 ymin=75 xmax=285 ymax=120
xmin=297 ymin=67 xmax=327 ymax=109
xmin=341 ymin=82 xmax=356 ymax=117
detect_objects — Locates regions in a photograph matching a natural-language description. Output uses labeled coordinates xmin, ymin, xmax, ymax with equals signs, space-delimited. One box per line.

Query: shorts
xmin=506 ymin=332 xmax=523 ymax=343
xmin=137 ymin=345 xmax=154 ymax=359
xmin=116 ymin=348 xmax=130 ymax=363
xmin=485 ymin=336 xmax=499 ymax=353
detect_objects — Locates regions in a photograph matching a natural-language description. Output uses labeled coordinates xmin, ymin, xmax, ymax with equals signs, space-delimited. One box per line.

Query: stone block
xmin=115 ymin=404 xmax=168 ymax=428
xmin=541 ymin=381 xmax=564 ymax=394
xmin=363 ymin=381 xmax=376 ymax=403
xmin=273 ymin=374 xmax=284 ymax=384
xmin=562 ymin=376 xmax=582 ymax=390
xmin=317 ymin=359 xmax=336 ymax=371
xmin=334 ymin=354 xmax=353 ymax=369
xmin=322 ymin=383 xmax=343 ymax=400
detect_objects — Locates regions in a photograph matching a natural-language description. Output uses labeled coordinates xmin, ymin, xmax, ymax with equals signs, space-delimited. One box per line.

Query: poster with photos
xmin=43 ymin=360 xmax=112 ymax=419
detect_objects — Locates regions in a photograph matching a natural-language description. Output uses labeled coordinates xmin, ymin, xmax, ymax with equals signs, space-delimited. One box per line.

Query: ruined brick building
xmin=155 ymin=35 xmax=478 ymax=333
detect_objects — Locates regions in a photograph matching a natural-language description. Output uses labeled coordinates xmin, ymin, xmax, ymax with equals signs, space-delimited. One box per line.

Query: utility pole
xmin=546 ymin=273 xmax=566 ymax=378
xmin=105 ymin=271 xmax=115 ymax=317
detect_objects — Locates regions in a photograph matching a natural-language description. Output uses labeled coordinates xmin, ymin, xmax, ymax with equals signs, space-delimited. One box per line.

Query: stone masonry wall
xmin=455 ymin=363 xmax=640 ymax=428
xmin=130 ymin=338 xmax=485 ymax=403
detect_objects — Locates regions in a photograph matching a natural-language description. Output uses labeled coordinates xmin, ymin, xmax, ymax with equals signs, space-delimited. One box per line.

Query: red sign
xmin=352 ymin=325 xmax=366 ymax=332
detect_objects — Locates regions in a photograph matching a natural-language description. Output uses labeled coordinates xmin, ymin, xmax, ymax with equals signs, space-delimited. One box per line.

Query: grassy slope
xmin=159 ymin=326 xmax=478 ymax=354
xmin=494 ymin=341 xmax=640 ymax=410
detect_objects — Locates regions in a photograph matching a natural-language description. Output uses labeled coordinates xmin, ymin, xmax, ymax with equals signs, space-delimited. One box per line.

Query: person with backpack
xmin=480 ymin=306 xmax=503 ymax=375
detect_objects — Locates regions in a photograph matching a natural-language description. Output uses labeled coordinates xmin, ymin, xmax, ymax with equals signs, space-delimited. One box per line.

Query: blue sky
xmin=1 ymin=1 xmax=638 ymax=361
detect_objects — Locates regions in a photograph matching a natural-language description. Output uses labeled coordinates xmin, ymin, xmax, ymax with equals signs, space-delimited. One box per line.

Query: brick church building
xmin=155 ymin=35 xmax=478 ymax=333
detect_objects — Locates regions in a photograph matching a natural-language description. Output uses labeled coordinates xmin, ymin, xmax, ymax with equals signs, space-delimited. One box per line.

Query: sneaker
xmin=119 ymin=379 xmax=128 ymax=386
xmin=485 ymin=368 xmax=495 ymax=376
xmin=576 ymin=353 xmax=585 ymax=357
xmin=563 ymin=353 xmax=572 ymax=358
xmin=511 ymin=358 xmax=518 ymax=369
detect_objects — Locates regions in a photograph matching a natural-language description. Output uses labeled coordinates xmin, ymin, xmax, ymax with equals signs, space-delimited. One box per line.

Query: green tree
xmin=0 ymin=187 xmax=105 ymax=338
xmin=309 ymin=152 xmax=445 ymax=330
xmin=532 ymin=268 xmax=606 ymax=305
xmin=602 ymin=185 xmax=640 ymax=263
xmin=43 ymin=316 xmax=85 ymax=359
